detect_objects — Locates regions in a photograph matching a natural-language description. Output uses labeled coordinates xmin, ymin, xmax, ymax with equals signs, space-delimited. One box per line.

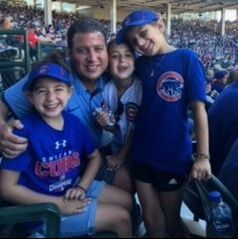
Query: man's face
xmin=71 ymin=32 xmax=108 ymax=82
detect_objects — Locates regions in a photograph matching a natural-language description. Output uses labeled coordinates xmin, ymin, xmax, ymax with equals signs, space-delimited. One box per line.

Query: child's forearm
xmin=0 ymin=183 xmax=63 ymax=207
xmin=77 ymin=149 xmax=102 ymax=190
xmin=193 ymin=103 xmax=209 ymax=158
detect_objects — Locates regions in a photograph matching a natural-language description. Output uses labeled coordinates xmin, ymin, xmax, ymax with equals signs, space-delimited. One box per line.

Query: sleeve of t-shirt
xmin=185 ymin=50 xmax=207 ymax=103
xmin=2 ymin=74 xmax=33 ymax=119
xmin=0 ymin=127 xmax=31 ymax=171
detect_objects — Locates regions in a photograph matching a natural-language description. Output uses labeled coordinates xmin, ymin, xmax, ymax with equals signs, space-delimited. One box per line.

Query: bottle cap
xmin=209 ymin=191 xmax=221 ymax=203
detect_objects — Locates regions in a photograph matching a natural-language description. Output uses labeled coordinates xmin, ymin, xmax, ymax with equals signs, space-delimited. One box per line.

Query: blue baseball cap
xmin=116 ymin=10 xmax=159 ymax=44
xmin=214 ymin=70 xmax=227 ymax=80
xmin=23 ymin=63 xmax=71 ymax=91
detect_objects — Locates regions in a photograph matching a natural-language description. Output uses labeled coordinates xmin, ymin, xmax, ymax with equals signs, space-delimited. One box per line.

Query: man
xmin=0 ymin=18 xmax=108 ymax=158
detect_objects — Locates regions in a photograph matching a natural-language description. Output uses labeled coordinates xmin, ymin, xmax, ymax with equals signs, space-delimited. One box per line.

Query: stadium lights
xmin=76 ymin=6 xmax=92 ymax=10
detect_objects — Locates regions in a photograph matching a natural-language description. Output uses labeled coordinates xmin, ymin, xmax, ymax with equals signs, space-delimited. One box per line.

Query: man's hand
xmin=0 ymin=119 xmax=28 ymax=158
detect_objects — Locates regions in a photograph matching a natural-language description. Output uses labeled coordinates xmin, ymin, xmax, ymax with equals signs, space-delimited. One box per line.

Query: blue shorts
xmin=32 ymin=180 xmax=106 ymax=238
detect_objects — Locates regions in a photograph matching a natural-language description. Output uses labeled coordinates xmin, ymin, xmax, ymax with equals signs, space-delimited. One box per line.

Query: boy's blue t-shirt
xmin=0 ymin=111 xmax=95 ymax=196
xmin=133 ymin=49 xmax=206 ymax=174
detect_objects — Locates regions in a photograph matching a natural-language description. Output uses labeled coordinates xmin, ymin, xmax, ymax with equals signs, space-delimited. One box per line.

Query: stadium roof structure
xmin=63 ymin=0 xmax=238 ymax=14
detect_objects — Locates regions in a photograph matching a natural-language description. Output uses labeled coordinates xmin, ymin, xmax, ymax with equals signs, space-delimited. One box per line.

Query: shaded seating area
xmin=183 ymin=175 xmax=238 ymax=237
xmin=0 ymin=29 xmax=30 ymax=95
xmin=0 ymin=201 xmax=60 ymax=238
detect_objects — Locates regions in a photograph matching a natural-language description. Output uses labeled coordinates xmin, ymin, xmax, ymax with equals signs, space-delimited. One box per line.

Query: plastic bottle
xmin=206 ymin=191 xmax=234 ymax=238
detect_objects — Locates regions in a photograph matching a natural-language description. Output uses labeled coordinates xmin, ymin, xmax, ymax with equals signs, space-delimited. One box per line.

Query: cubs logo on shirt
xmin=125 ymin=102 xmax=140 ymax=122
xmin=156 ymin=71 xmax=184 ymax=102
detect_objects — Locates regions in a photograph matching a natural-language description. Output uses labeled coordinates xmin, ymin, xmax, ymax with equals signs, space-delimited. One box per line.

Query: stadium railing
xmin=0 ymin=201 xmax=60 ymax=238
xmin=0 ymin=29 xmax=31 ymax=95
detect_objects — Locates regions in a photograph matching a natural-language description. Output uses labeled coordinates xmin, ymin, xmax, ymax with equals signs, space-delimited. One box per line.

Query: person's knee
xmin=114 ymin=186 xmax=133 ymax=211
xmin=112 ymin=206 xmax=132 ymax=232
xmin=122 ymin=190 xmax=133 ymax=211
xmin=99 ymin=184 xmax=132 ymax=211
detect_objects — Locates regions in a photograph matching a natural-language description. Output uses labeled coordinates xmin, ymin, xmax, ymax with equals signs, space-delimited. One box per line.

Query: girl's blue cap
xmin=116 ymin=10 xmax=159 ymax=44
xmin=23 ymin=63 xmax=71 ymax=91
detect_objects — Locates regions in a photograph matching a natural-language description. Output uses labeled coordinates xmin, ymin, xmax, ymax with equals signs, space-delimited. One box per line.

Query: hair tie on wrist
xmin=193 ymin=153 xmax=210 ymax=160
xmin=75 ymin=185 xmax=87 ymax=194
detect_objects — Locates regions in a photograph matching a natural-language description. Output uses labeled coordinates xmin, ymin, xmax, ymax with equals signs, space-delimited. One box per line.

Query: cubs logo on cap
xmin=116 ymin=10 xmax=159 ymax=44
xmin=23 ymin=63 xmax=71 ymax=91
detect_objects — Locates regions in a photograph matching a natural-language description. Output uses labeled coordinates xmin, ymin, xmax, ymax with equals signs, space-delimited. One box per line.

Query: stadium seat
xmin=0 ymin=199 xmax=118 ymax=238
xmin=0 ymin=201 xmax=60 ymax=238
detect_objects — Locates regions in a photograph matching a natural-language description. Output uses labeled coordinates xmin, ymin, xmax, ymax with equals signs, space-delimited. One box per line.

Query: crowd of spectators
xmin=1 ymin=4 xmax=238 ymax=71
xmin=169 ymin=19 xmax=238 ymax=72
xmin=1 ymin=4 xmax=238 ymax=91
xmin=1 ymin=3 xmax=238 ymax=112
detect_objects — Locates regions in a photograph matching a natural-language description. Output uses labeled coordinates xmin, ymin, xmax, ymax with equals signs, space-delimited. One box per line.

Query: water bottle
xmin=206 ymin=191 xmax=234 ymax=238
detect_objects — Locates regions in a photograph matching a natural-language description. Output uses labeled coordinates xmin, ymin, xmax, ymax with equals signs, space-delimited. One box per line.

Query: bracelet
xmin=193 ymin=153 xmax=210 ymax=160
xmin=75 ymin=185 xmax=87 ymax=194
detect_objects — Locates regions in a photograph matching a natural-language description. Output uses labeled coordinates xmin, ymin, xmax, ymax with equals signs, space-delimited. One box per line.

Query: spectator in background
xmin=226 ymin=70 xmax=238 ymax=86
xmin=205 ymin=78 xmax=215 ymax=111
xmin=27 ymin=23 xmax=39 ymax=60
xmin=208 ymin=79 xmax=238 ymax=176
xmin=0 ymin=16 xmax=14 ymax=49
xmin=35 ymin=26 xmax=56 ymax=45
xmin=0 ymin=16 xmax=13 ymax=30
xmin=211 ymin=70 xmax=228 ymax=95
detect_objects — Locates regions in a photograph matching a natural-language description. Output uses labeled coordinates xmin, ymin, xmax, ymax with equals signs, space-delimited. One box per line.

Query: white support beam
xmin=44 ymin=0 xmax=52 ymax=27
xmin=110 ymin=0 xmax=117 ymax=34
xmin=166 ymin=3 xmax=171 ymax=37
xmin=221 ymin=7 xmax=225 ymax=36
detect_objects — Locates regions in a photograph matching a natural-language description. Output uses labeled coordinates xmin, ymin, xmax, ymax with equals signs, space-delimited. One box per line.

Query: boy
xmin=0 ymin=55 xmax=132 ymax=238
xmin=96 ymin=40 xmax=142 ymax=193
xmin=95 ymin=40 xmax=142 ymax=236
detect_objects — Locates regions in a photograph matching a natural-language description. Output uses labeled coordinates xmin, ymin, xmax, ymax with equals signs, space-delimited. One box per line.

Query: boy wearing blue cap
xmin=117 ymin=10 xmax=211 ymax=237
xmin=0 ymin=54 xmax=132 ymax=237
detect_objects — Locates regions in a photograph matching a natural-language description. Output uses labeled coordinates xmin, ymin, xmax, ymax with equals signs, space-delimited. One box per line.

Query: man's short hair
xmin=67 ymin=18 xmax=107 ymax=51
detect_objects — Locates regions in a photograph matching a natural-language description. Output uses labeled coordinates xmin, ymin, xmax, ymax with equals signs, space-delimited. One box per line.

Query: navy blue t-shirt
xmin=133 ymin=49 xmax=206 ymax=174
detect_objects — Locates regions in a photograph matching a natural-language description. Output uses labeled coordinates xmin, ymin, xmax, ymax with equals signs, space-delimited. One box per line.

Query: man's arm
xmin=0 ymin=74 xmax=33 ymax=158
xmin=0 ymin=100 xmax=28 ymax=158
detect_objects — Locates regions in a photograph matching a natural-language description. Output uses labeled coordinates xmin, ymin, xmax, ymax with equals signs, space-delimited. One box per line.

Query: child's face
xmin=108 ymin=43 xmax=134 ymax=81
xmin=27 ymin=78 xmax=72 ymax=121
xmin=126 ymin=23 xmax=164 ymax=56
